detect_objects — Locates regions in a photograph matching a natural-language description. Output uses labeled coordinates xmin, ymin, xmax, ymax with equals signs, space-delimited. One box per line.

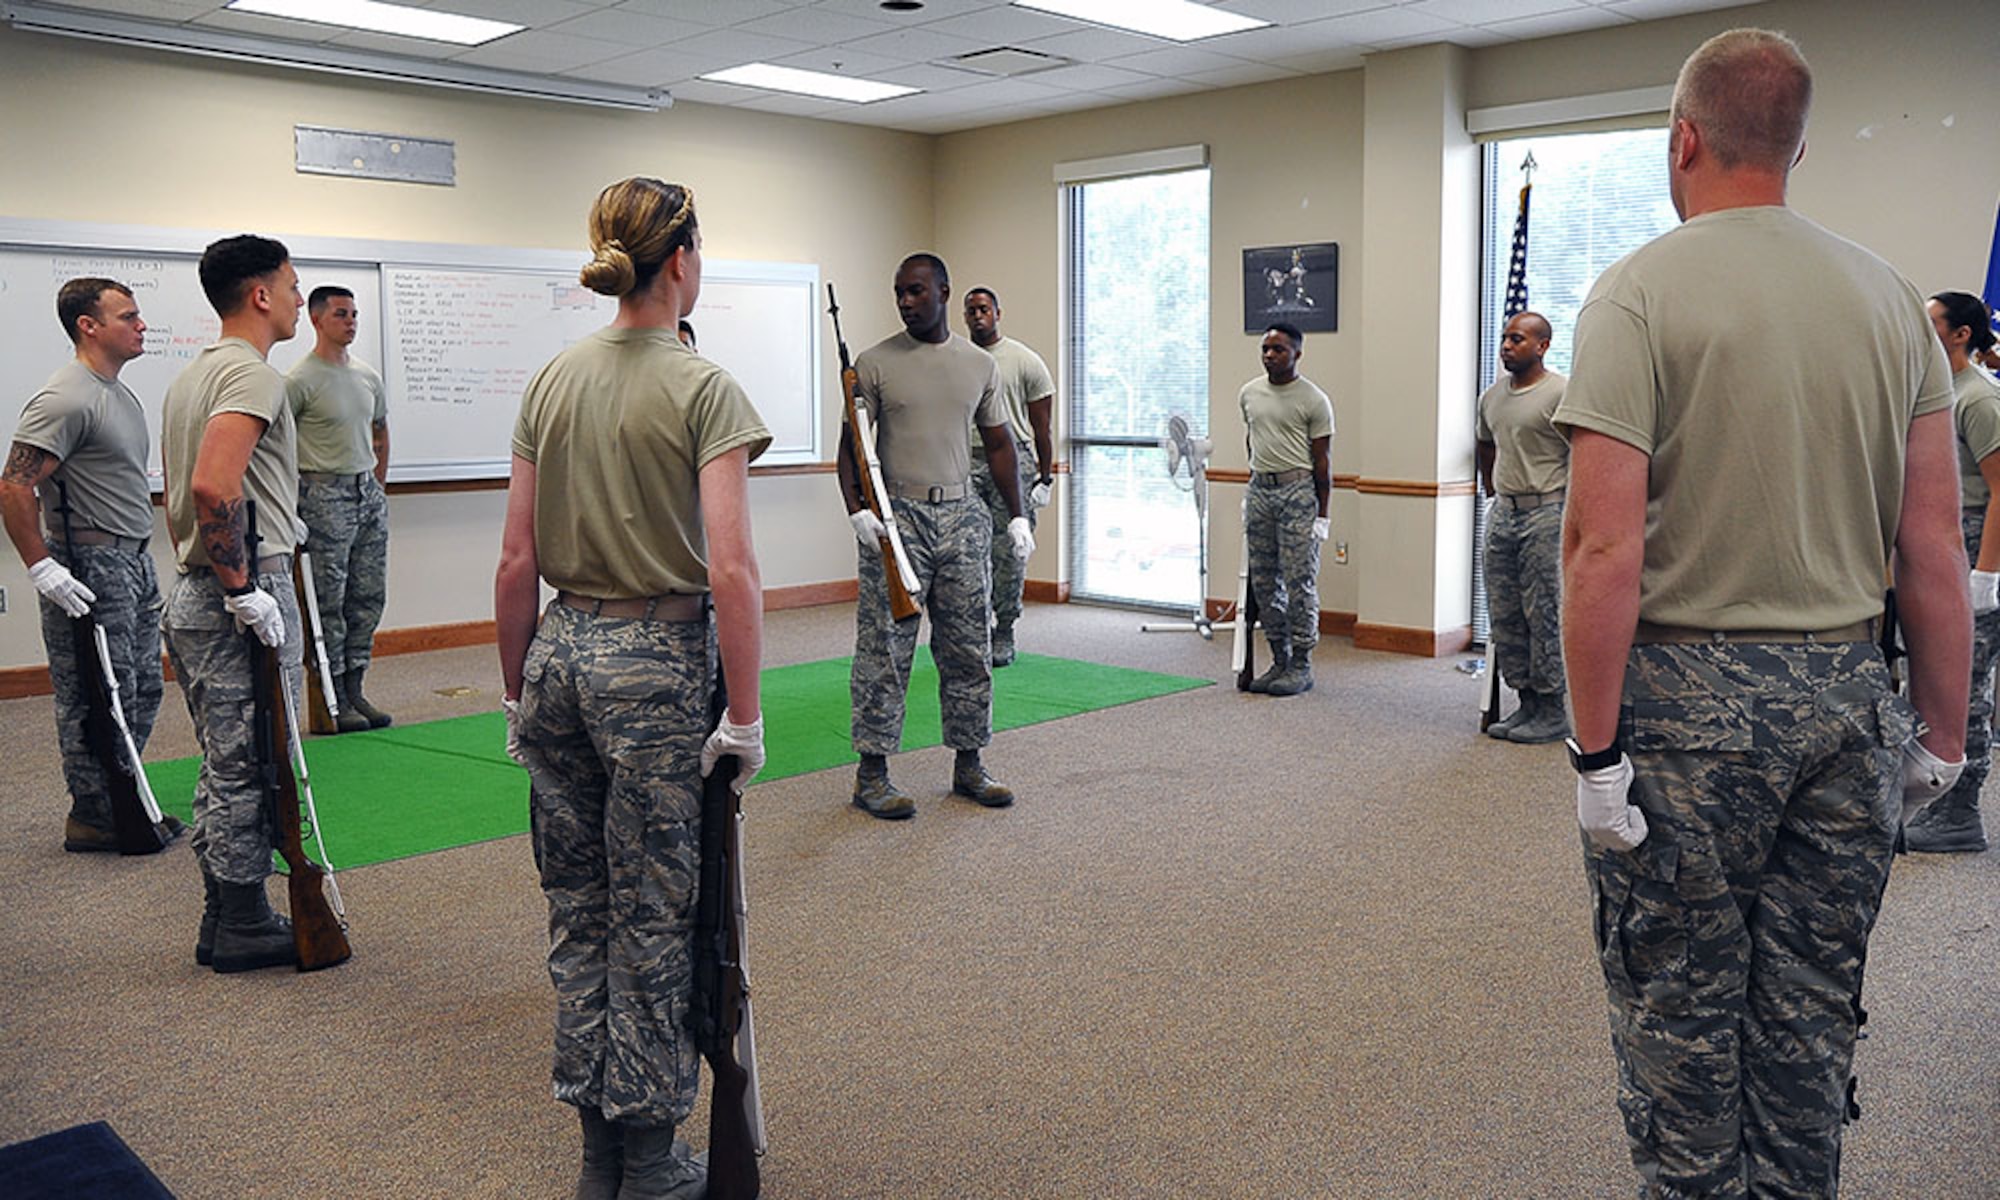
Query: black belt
xmin=300 ymin=471 xmax=368 ymax=484
xmin=1251 ymin=468 xmax=1311 ymax=485
xmin=888 ymin=480 xmax=970 ymax=502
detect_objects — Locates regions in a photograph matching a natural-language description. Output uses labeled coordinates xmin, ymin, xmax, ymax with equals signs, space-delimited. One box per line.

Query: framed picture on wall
xmin=1242 ymin=242 xmax=1338 ymax=333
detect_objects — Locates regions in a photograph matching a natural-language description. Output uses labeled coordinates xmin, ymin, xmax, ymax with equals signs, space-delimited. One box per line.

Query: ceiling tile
xmin=735 ymin=92 xmax=853 ymax=118
xmin=1407 ymin=0 xmax=1587 ymax=24
xmin=1480 ymin=7 xmax=1637 ymax=39
xmin=838 ymin=25 xmax=990 ymax=64
xmin=545 ymin=7 xmax=711 ymax=44
xmin=1095 ymin=76 xmax=1207 ymax=102
xmin=1017 ymin=25 xmax=1164 ymax=63
xmin=32 ymin=0 xmax=212 ymax=19
xmin=607 ymin=0 xmax=794 ymax=24
xmin=1202 ymin=18 xmax=1366 ymax=60
xmin=189 ymin=9 xmax=338 ymax=43
xmin=730 ymin=7 xmax=901 ymax=45
xmin=770 ymin=45 xmax=911 ymax=76
xmin=804 ymin=0 xmax=993 ymax=20
xmin=871 ymin=61 xmax=996 ymax=91
xmin=660 ymin=78 xmax=767 ymax=105
xmin=903 ymin=7 xmax=1080 ymax=46
xmin=1602 ymin=0 xmax=1760 ymax=18
xmin=1017 ymin=61 xmax=1155 ymax=92
xmin=450 ymin=30 xmax=629 ymax=72
xmin=1104 ymin=44 xmax=1255 ymax=76
xmin=1317 ymin=5 xmax=1463 ymax=48
xmin=668 ymin=26 xmax=821 ymax=69
xmin=1216 ymin=0 xmax=1395 ymax=23
xmin=1183 ymin=61 xmax=1300 ymax=89
xmin=1272 ymin=45 xmax=1366 ymax=74
xmin=562 ymin=45 xmax=710 ymax=86
xmin=325 ymin=29 xmax=466 ymax=59
xmin=416 ymin=0 xmax=594 ymax=25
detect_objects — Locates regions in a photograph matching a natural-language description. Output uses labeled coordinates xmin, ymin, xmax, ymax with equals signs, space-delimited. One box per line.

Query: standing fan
xmin=1138 ymin=414 xmax=1222 ymax=637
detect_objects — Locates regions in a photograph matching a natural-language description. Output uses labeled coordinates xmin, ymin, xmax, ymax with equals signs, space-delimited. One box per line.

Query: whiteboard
xmin=0 ymin=218 xmax=821 ymax=483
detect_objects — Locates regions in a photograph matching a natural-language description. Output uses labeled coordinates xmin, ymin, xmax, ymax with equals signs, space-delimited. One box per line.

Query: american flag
xmin=1504 ymin=182 xmax=1532 ymax=319
xmin=1984 ymin=198 xmax=2000 ymax=340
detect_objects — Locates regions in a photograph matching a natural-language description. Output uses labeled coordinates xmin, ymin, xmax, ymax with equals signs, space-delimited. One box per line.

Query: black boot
xmin=1248 ymin=647 xmax=1291 ymax=694
xmin=212 ymin=880 xmax=298 ymax=973
xmin=617 ymin=1123 xmax=706 ymax=1200
xmin=345 ymin=665 xmax=393 ymax=729
xmin=575 ymin=1107 xmax=622 ymax=1200
xmin=195 ymin=866 xmax=221 ymax=967
xmin=331 ymin=672 xmax=372 ymax=734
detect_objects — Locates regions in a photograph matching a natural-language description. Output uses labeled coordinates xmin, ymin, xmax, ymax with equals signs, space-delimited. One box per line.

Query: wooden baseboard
xmin=1352 ymin=622 xmax=1474 ymax=658
xmin=767 ymin=579 xmax=858 ymax=610
xmin=0 ymin=664 xmax=52 ymax=700
xmin=373 ymin=620 xmax=496 ymax=656
xmin=1204 ymin=599 xmax=1358 ymax=639
xmin=1024 ymin=580 xmax=1070 ymax=604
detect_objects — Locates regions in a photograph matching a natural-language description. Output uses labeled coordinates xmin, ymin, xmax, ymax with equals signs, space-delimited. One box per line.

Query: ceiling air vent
xmin=947 ymin=46 xmax=1071 ymax=77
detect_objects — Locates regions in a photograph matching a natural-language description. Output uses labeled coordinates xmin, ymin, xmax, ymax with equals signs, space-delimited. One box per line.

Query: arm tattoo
xmin=198 ymin=495 xmax=248 ymax=574
xmin=2 ymin=443 xmax=52 ymax=487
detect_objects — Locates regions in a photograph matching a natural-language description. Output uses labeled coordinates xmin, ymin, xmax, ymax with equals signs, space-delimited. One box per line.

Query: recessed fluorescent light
xmin=225 ymin=0 xmax=520 ymax=46
xmin=1013 ymin=0 xmax=1269 ymax=42
xmin=700 ymin=63 xmax=919 ymax=104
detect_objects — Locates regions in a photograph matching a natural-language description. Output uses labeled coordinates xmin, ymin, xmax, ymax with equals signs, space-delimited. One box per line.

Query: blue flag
xmin=1985 ymin=198 xmax=2000 ymax=339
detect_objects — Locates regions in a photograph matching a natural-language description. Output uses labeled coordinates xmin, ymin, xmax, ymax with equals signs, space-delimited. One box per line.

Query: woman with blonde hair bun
xmin=496 ymin=176 xmax=770 ymax=1199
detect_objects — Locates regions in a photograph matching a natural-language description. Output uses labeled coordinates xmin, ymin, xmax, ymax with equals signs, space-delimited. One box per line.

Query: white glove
xmin=1972 ymin=569 xmax=2000 ymax=615
xmin=1901 ymin=738 xmax=1965 ymax=819
xmin=1312 ymin=516 xmax=1331 ymax=543
xmin=28 ymin=557 xmax=95 ymax=618
xmin=223 ymin=587 xmax=286 ymax=647
xmin=1030 ymin=478 xmax=1052 ymax=510
xmin=700 ymin=714 xmax=766 ymax=792
xmin=849 ymin=508 xmax=886 ymax=548
xmin=503 ymin=696 xmax=527 ymax=768
xmin=294 ymin=516 xmax=312 ymax=547
xmin=1576 ymin=754 xmax=1650 ymax=851
xmin=1007 ymin=515 xmax=1035 ymax=561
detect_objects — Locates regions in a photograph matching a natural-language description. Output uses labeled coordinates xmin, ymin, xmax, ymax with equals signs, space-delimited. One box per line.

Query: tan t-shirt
xmin=856 ymin=331 xmax=1004 ymax=492
xmin=512 ymin=327 xmax=770 ymax=599
xmin=13 ymin=360 xmax=155 ymax=540
xmin=1953 ymin=364 xmax=2000 ymax=509
xmin=287 ymin=354 xmax=387 ymax=474
xmin=1554 ymin=206 xmax=1953 ymax=629
xmin=163 ymin=338 xmax=300 ymax=568
xmin=968 ymin=335 xmax=1054 ymax=450
xmin=1240 ymin=375 xmax=1334 ymax=473
xmin=1476 ymin=371 xmax=1569 ymax=497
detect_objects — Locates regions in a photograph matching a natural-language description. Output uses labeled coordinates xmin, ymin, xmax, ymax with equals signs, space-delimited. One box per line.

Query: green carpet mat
xmin=145 ymin=650 xmax=1209 ymax=869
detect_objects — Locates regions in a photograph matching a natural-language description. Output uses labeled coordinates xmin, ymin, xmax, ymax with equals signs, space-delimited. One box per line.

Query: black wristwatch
xmin=1566 ymin=736 xmax=1622 ymax=773
xmin=1036 ymin=474 xmax=1053 ymax=487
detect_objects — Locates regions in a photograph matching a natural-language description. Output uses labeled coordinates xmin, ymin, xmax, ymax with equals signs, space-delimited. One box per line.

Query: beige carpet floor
xmin=1 ymin=601 xmax=1995 ymax=1199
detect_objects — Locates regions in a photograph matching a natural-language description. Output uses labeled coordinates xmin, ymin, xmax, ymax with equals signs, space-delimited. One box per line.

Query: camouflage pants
xmin=38 ymin=543 xmax=164 ymax=830
xmin=1586 ymin=640 xmax=1908 ymax=1199
xmin=852 ymin=494 xmax=992 ymax=757
xmin=516 ymin=601 xmax=714 ymax=1127
xmin=162 ymin=563 xmax=303 ymax=885
xmin=1943 ymin=506 xmax=2000 ymax=813
xmin=298 ymin=473 xmax=389 ymax=675
xmin=1245 ymin=477 xmax=1321 ymax=658
xmin=972 ymin=439 xmax=1037 ymax=636
xmin=1485 ymin=499 xmax=1565 ymax=694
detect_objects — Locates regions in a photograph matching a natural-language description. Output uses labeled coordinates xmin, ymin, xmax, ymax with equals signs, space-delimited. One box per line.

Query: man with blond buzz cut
xmin=1557 ymin=29 xmax=1968 ymax=1197
xmin=1 ymin=278 xmax=181 ymax=853
xmin=288 ymin=284 xmax=392 ymax=731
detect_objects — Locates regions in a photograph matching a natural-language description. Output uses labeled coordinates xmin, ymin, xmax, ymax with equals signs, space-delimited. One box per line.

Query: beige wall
xmin=0 ymin=28 xmax=935 ymax=669
xmin=3 ymin=0 xmax=1995 ymax=668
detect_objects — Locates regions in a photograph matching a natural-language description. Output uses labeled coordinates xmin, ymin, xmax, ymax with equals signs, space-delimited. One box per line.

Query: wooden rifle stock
xmin=827 ymin=285 xmax=920 ymax=621
xmin=245 ymin=503 xmax=351 ymax=972
xmin=54 ymin=482 xmax=167 ymax=854
xmin=1236 ymin=568 xmax=1260 ymax=692
xmin=690 ymin=670 xmax=762 ymax=1198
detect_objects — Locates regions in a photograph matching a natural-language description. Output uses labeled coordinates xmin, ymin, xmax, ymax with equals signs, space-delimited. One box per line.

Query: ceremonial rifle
xmin=827 ymin=284 xmax=920 ymax=620
xmin=1232 ymin=509 xmax=1260 ymax=692
xmin=245 ymin=501 xmax=351 ymax=972
xmin=54 ymin=481 xmax=170 ymax=854
xmin=688 ymin=664 xmax=766 ymax=1199
xmin=293 ymin=553 xmax=343 ymax=735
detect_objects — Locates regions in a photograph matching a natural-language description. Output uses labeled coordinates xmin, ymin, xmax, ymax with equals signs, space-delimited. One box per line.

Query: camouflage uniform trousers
xmin=162 ymin=562 xmax=304 ymax=885
xmin=298 ymin=473 xmax=389 ymax=676
xmin=515 ymin=600 xmax=715 ymax=1127
xmin=1244 ymin=476 xmax=1321 ymax=659
xmin=852 ymin=494 xmax=993 ymax=757
xmin=1484 ymin=499 xmax=1565 ymax=695
xmin=1585 ymin=639 xmax=1909 ymax=1199
xmin=1934 ymin=505 xmax=2000 ymax=816
xmin=972 ymin=438 xmax=1038 ymax=637
xmin=38 ymin=542 xmax=164 ymax=830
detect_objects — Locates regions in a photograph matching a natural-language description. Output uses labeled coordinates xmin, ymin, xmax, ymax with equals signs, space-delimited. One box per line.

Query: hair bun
xmin=580 ymin=240 xmax=636 ymax=296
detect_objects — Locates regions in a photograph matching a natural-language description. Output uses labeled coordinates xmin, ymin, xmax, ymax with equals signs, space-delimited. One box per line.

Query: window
xmin=1062 ymin=167 xmax=1212 ymax=610
xmin=1474 ymin=127 xmax=1677 ymax=641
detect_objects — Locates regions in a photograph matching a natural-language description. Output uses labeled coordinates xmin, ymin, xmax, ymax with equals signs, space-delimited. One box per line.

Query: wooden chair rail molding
xmin=1204 ymin=470 xmax=1475 ymax=497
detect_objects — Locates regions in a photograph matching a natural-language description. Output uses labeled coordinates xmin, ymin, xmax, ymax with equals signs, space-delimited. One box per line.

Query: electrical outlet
xmin=1333 ymin=541 xmax=1349 ymax=565
xmin=0 ymin=585 xmax=8 ymax=613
